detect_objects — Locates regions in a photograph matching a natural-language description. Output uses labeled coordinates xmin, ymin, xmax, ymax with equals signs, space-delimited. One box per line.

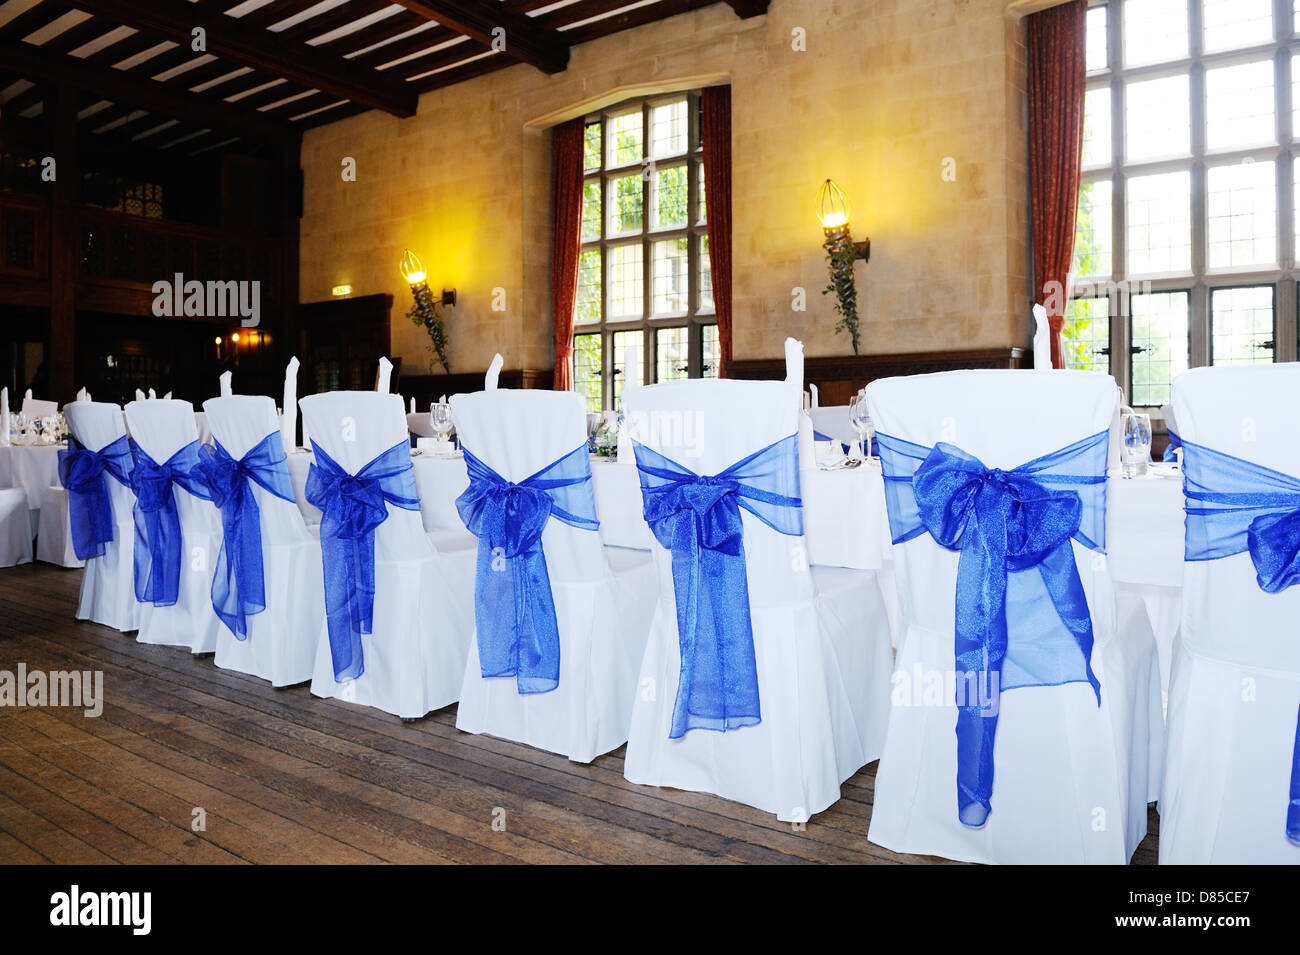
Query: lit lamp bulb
xmin=816 ymin=179 xmax=851 ymax=237
xmin=399 ymin=248 xmax=426 ymax=286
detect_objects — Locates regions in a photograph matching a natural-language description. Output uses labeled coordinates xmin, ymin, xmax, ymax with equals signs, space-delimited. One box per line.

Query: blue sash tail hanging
xmin=130 ymin=439 xmax=211 ymax=606
xmin=878 ymin=430 xmax=1108 ymax=827
xmin=634 ymin=434 xmax=803 ymax=738
xmin=456 ymin=444 xmax=599 ymax=694
xmin=1181 ymin=438 xmax=1300 ymax=844
xmin=59 ymin=434 xmax=133 ymax=560
xmin=193 ymin=433 xmax=296 ymax=639
xmin=305 ymin=440 xmax=420 ymax=682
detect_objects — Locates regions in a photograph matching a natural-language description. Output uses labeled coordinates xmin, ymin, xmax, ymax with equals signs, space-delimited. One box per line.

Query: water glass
xmin=1121 ymin=412 xmax=1152 ymax=478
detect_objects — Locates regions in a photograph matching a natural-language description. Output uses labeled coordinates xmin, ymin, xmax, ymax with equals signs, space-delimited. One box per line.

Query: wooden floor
xmin=0 ymin=561 xmax=1159 ymax=864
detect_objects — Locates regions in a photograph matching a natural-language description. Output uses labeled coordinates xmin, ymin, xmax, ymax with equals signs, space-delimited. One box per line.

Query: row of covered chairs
xmin=54 ymin=350 xmax=1298 ymax=865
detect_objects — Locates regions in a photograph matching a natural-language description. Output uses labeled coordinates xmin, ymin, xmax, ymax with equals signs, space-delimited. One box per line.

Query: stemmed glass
xmin=429 ymin=402 xmax=454 ymax=454
xmin=849 ymin=394 xmax=875 ymax=462
xmin=1121 ymin=411 xmax=1152 ymax=479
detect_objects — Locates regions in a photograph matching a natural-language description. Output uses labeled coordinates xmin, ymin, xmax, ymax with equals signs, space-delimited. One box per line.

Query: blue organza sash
xmin=130 ymin=439 xmax=211 ymax=606
xmin=1181 ymin=438 xmax=1300 ymax=844
xmin=634 ymin=435 xmax=803 ymax=738
xmin=59 ymin=434 xmax=133 ymax=560
xmin=1163 ymin=429 xmax=1182 ymax=463
xmin=305 ymin=440 xmax=419 ymax=682
xmin=193 ymin=433 xmax=296 ymax=640
xmin=456 ymin=444 xmax=598 ymax=694
xmin=878 ymin=430 xmax=1107 ymax=827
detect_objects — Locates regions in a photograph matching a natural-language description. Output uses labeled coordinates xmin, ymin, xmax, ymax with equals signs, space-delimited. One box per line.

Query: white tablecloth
xmin=0 ymin=444 xmax=63 ymax=536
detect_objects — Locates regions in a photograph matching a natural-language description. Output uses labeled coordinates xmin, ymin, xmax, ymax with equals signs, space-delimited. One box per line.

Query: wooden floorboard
xmin=0 ymin=561 xmax=1161 ymax=864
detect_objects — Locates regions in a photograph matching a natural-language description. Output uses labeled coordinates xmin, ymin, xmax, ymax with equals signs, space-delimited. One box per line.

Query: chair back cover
xmin=63 ymin=401 xmax=134 ymax=531
xmin=622 ymin=377 xmax=810 ymax=612
xmin=450 ymin=389 xmax=606 ymax=583
xmin=203 ymin=395 xmax=310 ymax=547
xmin=22 ymin=396 xmax=58 ymax=418
xmin=809 ymin=405 xmax=854 ymax=445
xmin=1171 ymin=364 xmax=1300 ymax=673
xmin=298 ymin=391 xmax=430 ymax=562
xmin=868 ymin=369 xmax=1117 ymax=651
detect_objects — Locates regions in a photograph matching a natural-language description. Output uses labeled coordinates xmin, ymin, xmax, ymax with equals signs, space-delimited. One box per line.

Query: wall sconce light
xmin=331 ymin=284 xmax=352 ymax=297
xmin=816 ymin=178 xmax=869 ymax=355
xmin=400 ymin=248 xmax=451 ymax=373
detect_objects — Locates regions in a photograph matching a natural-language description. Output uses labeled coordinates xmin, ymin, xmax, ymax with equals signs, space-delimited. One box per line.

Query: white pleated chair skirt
xmin=867 ymin=595 xmax=1164 ymax=864
xmin=77 ymin=532 xmax=140 ymax=632
xmin=309 ymin=546 xmax=476 ymax=719
xmin=1159 ymin=640 xmax=1300 ymax=864
xmin=36 ymin=486 xmax=82 ymax=568
xmin=135 ymin=494 xmax=222 ymax=654
xmin=0 ymin=486 xmax=33 ymax=567
xmin=214 ymin=535 xmax=325 ymax=687
xmin=623 ymin=564 xmax=895 ymax=822
xmin=455 ymin=546 xmax=658 ymax=763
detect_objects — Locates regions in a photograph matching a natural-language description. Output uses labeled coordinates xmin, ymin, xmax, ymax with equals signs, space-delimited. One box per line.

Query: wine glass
xmin=428 ymin=402 xmax=454 ymax=453
xmin=849 ymin=394 xmax=875 ymax=461
xmin=1121 ymin=411 xmax=1152 ymax=479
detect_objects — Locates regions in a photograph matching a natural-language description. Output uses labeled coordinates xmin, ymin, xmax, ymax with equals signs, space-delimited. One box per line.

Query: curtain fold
xmin=1027 ymin=0 xmax=1087 ymax=370
xmin=701 ymin=86 xmax=733 ymax=378
xmin=550 ymin=118 xmax=585 ymax=391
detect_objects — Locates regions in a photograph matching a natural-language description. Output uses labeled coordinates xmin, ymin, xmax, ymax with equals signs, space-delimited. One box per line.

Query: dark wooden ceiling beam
xmin=393 ymin=0 xmax=569 ymax=74
xmin=0 ymin=40 xmax=298 ymax=146
xmin=558 ymin=0 xmax=715 ymax=45
xmin=725 ymin=0 xmax=771 ymax=17
xmin=279 ymin=0 xmax=391 ymax=45
xmin=0 ymin=4 xmax=69 ymax=42
xmin=390 ymin=39 xmax=489 ymax=81
xmin=409 ymin=50 xmax=514 ymax=94
xmin=62 ymin=0 xmax=418 ymax=117
xmin=315 ymin=10 xmax=427 ymax=57
xmin=349 ymin=24 xmax=460 ymax=69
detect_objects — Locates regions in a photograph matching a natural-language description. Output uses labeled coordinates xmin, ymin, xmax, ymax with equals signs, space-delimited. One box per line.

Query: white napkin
xmin=135 ymin=389 xmax=145 ymax=402
xmin=485 ymin=353 xmax=503 ymax=391
xmin=440 ymin=393 xmax=447 ymax=404
xmin=220 ymin=371 xmax=233 ymax=397
xmin=163 ymin=391 xmax=172 ymax=400
xmin=784 ymin=337 xmax=804 ymax=394
xmin=24 ymin=389 xmax=31 ymax=402
xmin=409 ymin=396 xmax=416 ymax=414
xmin=281 ymin=357 xmax=299 ymax=451
xmin=76 ymin=387 xmax=88 ymax=402
xmin=0 ymin=387 xmax=9 ymax=447
xmin=809 ymin=383 xmax=819 ymax=408
xmin=375 ymin=357 xmax=393 ymax=394
xmin=148 ymin=388 xmax=156 ymax=399
xmin=1033 ymin=303 xmax=1052 ymax=371
xmin=624 ymin=345 xmax=640 ymax=389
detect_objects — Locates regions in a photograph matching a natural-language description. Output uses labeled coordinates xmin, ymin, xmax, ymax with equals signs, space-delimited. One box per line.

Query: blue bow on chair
xmin=305 ymin=440 xmax=419 ymax=682
xmin=878 ymin=430 xmax=1108 ymax=828
xmin=634 ymin=435 xmax=803 ymax=739
xmin=192 ymin=433 xmax=296 ymax=639
xmin=59 ymin=434 xmax=134 ymax=560
xmin=130 ymin=439 xmax=211 ymax=606
xmin=1182 ymin=438 xmax=1300 ymax=843
xmin=456 ymin=444 xmax=598 ymax=694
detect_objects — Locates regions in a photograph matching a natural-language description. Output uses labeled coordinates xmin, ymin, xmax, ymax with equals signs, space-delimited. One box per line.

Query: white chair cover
xmin=194 ymin=412 xmax=213 ymax=445
xmin=204 ymin=395 xmax=325 ymax=687
xmin=35 ymin=484 xmax=81 ymax=568
xmin=450 ymin=389 xmax=657 ymax=762
xmin=865 ymin=370 xmax=1163 ymax=863
xmin=123 ymin=399 xmax=222 ymax=653
xmin=64 ymin=402 xmax=137 ymax=629
xmin=0 ymin=481 xmax=31 ymax=567
xmin=809 ymin=405 xmax=855 ymax=445
xmin=21 ymin=396 xmax=58 ymax=418
xmin=1162 ymin=363 xmax=1300 ymax=863
xmin=620 ymin=377 xmax=894 ymax=821
xmin=301 ymin=391 xmax=475 ymax=719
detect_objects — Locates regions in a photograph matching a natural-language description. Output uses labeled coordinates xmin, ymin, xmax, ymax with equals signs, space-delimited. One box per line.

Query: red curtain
xmin=701 ymin=86 xmax=733 ymax=377
xmin=1027 ymin=0 xmax=1087 ymax=369
xmin=550 ymin=118 xmax=585 ymax=390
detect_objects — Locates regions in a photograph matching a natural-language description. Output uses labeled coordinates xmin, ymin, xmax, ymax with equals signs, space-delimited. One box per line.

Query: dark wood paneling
xmin=727 ymin=348 xmax=1029 ymax=407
